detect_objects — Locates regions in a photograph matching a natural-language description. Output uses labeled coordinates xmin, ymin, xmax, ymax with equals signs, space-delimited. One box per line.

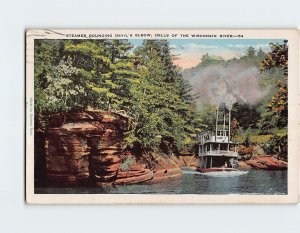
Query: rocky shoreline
xmin=41 ymin=110 xmax=186 ymax=187
xmin=37 ymin=110 xmax=287 ymax=188
xmin=243 ymin=155 xmax=287 ymax=170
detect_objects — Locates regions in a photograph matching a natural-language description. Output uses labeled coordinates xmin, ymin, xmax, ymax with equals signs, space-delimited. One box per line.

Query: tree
xmin=34 ymin=40 xmax=64 ymax=114
xmin=260 ymin=40 xmax=288 ymax=128
xmin=43 ymin=58 xmax=84 ymax=112
xmin=34 ymin=39 xmax=140 ymax=114
xmin=197 ymin=53 xmax=225 ymax=67
xmin=246 ymin=46 xmax=256 ymax=57
xmin=257 ymin=47 xmax=266 ymax=60
xmin=231 ymin=118 xmax=240 ymax=137
xmin=231 ymin=103 xmax=261 ymax=130
xmin=127 ymin=40 xmax=195 ymax=152
xmin=63 ymin=40 xmax=139 ymax=112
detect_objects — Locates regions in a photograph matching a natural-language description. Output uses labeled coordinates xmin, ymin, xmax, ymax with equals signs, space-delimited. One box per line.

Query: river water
xmin=35 ymin=169 xmax=287 ymax=195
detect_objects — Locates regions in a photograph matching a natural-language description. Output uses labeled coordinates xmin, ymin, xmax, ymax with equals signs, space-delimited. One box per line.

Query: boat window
xmin=212 ymin=144 xmax=218 ymax=150
xmin=220 ymin=144 xmax=227 ymax=150
xmin=229 ymin=145 xmax=235 ymax=151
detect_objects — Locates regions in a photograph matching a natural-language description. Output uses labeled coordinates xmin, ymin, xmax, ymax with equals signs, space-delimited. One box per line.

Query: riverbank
xmin=37 ymin=110 xmax=287 ymax=188
xmin=41 ymin=110 xmax=188 ymax=186
xmin=243 ymin=155 xmax=287 ymax=170
xmin=35 ymin=168 xmax=287 ymax=195
xmin=113 ymin=151 xmax=183 ymax=185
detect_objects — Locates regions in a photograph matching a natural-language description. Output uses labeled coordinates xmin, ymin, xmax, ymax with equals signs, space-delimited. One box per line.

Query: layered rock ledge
xmin=44 ymin=111 xmax=182 ymax=186
xmin=245 ymin=155 xmax=287 ymax=170
xmin=45 ymin=111 xmax=129 ymax=184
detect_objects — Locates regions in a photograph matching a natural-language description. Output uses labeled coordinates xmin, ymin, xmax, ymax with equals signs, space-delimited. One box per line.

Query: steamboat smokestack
xmin=223 ymin=109 xmax=226 ymax=135
xmin=228 ymin=110 xmax=231 ymax=141
xmin=215 ymin=108 xmax=218 ymax=140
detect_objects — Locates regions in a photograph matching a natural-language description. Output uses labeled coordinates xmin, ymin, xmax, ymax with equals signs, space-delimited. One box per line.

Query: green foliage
xmin=246 ymin=46 xmax=256 ymax=57
xmin=261 ymin=134 xmax=287 ymax=159
xmin=34 ymin=39 xmax=197 ymax=154
xmin=43 ymin=59 xmax=85 ymax=112
xmin=231 ymin=118 xmax=240 ymax=137
xmin=34 ymin=40 xmax=63 ymax=114
xmin=119 ymin=157 xmax=136 ymax=171
xmin=234 ymin=131 xmax=286 ymax=145
xmin=34 ymin=39 xmax=139 ymax=115
xmin=252 ymin=145 xmax=265 ymax=156
xmin=34 ymin=39 xmax=288 ymax=157
xmin=197 ymin=53 xmax=225 ymax=67
xmin=231 ymin=103 xmax=261 ymax=130
xmin=244 ymin=133 xmax=252 ymax=147
xmin=258 ymin=111 xmax=280 ymax=134
xmin=260 ymin=40 xmax=288 ymax=129
xmin=238 ymin=46 xmax=266 ymax=67
xmin=129 ymin=40 xmax=196 ymax=152
xmin=261 ymin=41 xmax=288 ymax=74
xmin=196 ymin=105 xmax=216 ymax=132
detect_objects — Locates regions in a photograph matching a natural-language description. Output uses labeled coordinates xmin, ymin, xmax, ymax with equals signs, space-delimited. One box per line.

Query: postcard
xmin=26 ymin=29 xmax=299 ymax=204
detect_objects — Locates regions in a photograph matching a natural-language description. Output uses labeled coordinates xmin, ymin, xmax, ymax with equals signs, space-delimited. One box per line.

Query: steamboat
xmin=197 ymin=108 xmax=239 ymax=173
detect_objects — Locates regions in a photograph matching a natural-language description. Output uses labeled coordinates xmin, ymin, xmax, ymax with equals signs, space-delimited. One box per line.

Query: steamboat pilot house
xmin=197 ymin=108 xmax=239 ymax=173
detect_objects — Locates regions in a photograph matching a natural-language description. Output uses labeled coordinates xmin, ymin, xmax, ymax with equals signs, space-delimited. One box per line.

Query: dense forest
xmin=34 ymin=39 xmax=288 ymax=160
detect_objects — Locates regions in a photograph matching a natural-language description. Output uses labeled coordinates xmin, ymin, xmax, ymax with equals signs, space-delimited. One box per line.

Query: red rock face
xmin=45 ymin=111 xmax=128 ymax=184
xmin=245 ymin=156 xmax=288 ymax=170
xmin=146 ymin=154 xmax=182 ymax=184
xmin=115 ymin=166 xmax=153 ymax=185
xmin=114 ymin=152 xmax=153 ymax=185
xmin=238 ymin=161 xmax=252 ymax=170
xmin=44 ymin=111 xmax=183 ymax=186
xmin=114 ymin=152 xmax=183 ymax=185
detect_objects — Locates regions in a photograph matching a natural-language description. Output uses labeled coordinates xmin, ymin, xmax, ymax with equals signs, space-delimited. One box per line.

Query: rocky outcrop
xmin=238 ymin=161 xmax=252 ymax=170
xmin=45 ymin=111 xmax=129 ymax=184
xmin=44 ymin=111 xmax=183 ymax=186
xmin=245 ymin=156 xmax=287 ymax=170
xmin=115 ymin=163 xmax=153 ymax=185
xmin=114 ymin=152 xmax=182 ymax=185
xmin=177 ymin=155 xmax=198 ymax=169
xmin=147 ymin=153 xmax=182 ymax=183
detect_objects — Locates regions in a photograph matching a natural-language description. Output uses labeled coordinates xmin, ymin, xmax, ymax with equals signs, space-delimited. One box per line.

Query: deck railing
xmin=201 ymin=150 xmax=238 ymax=157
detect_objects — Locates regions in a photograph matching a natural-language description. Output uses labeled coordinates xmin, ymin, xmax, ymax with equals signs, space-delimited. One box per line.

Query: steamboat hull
xmin=196 ymin=167 xmax=237 ymax=173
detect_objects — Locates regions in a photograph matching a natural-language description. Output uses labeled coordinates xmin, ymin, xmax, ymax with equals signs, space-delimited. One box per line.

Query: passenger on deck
xmin=224 ymin=162 xmax=228 ymax=168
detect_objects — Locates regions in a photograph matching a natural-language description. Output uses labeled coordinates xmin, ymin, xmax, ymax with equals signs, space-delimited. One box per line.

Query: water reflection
xmin=35 ymin=169 xmax=287 ymax=195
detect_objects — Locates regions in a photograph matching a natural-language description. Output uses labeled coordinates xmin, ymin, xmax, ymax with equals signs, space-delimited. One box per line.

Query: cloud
xmin=172 ymin=43 xmax=222 ymax=52
xmin=171 ymin=42 xmax=272 ymax=69
xmin=171 ymin=43 xmax=243 ymax=69
xmin=226 ymin=43 xmax=271 ymax=51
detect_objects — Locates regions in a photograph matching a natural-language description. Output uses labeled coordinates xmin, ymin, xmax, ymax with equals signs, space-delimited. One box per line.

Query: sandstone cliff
xmin=45 ymin=111 xmax=129 ymax=184
xmin=43 ymin=111 xmax=182 ymax=186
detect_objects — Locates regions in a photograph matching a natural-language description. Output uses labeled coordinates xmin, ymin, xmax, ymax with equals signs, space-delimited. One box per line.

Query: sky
xmin=129 ymin=39 xmax=285 ymax=69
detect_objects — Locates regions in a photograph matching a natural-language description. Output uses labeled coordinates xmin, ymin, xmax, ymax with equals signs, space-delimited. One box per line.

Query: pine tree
xmin=128 ymin=40 xmax=195 ymax=152
xmin=63 ymin=40 xmax=139 ymax=111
